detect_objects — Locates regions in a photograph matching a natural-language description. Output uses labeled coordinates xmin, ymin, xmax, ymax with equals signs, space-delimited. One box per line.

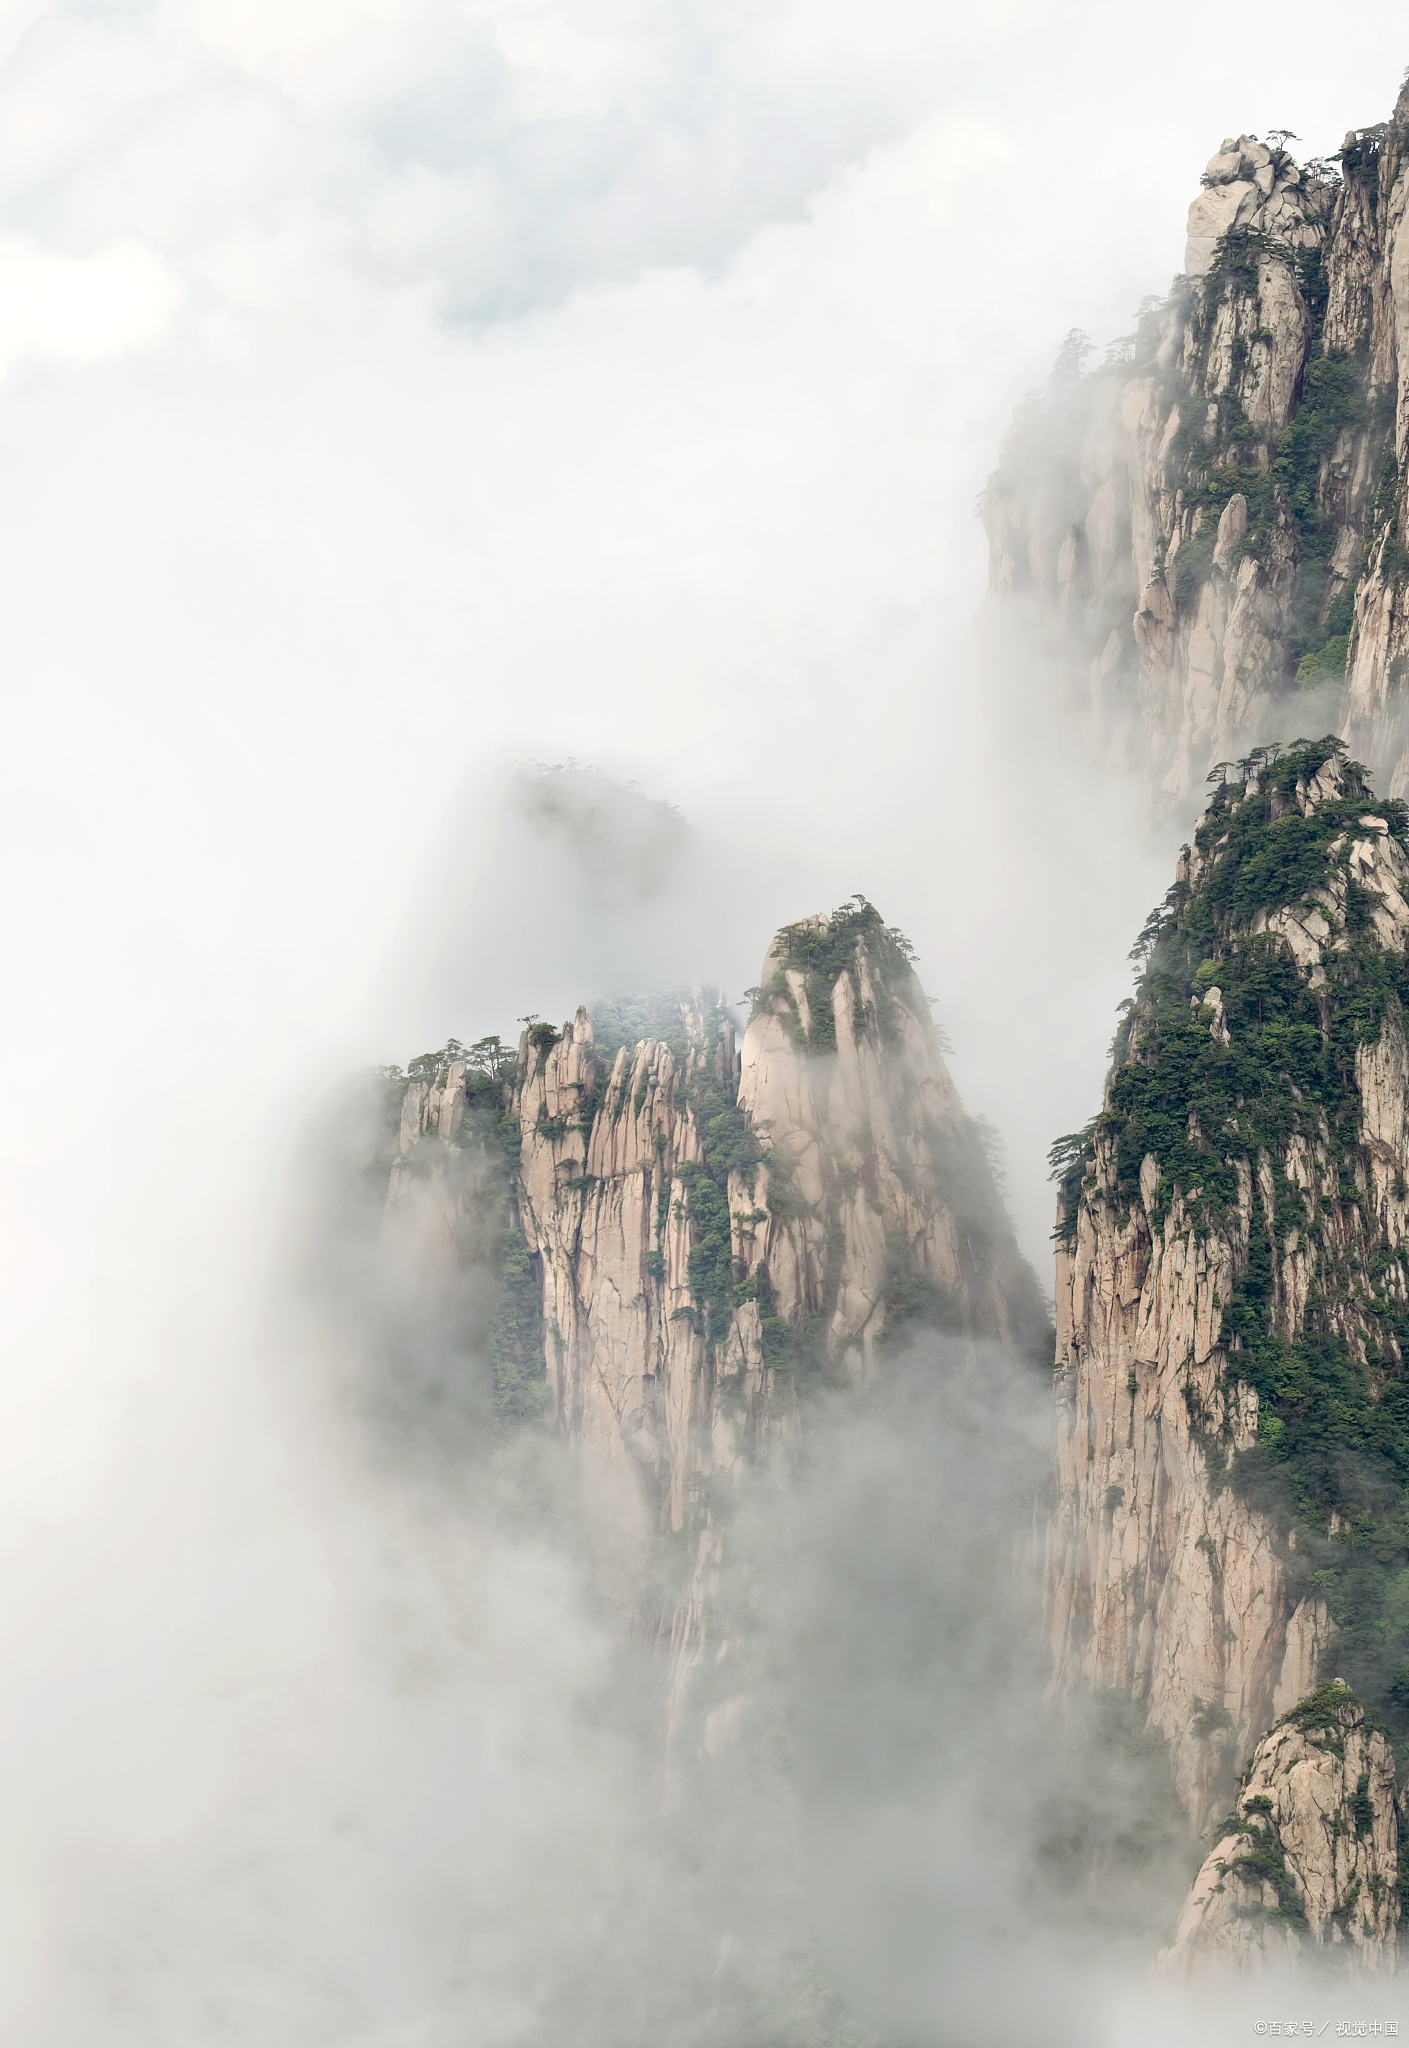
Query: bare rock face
xmin=981 ymin=86 xmax=1409 ymax=807
xmin=732 ymin=916 xmax=1041 ymax=1367
xmin=1049 ymin=740 xmax=1409 ymax=1883
xmin=383 ymin=900 xmax=1048 ymax=1745
xmin=510 ymin=1000 xmax=730 ymax=1603
xmin=1158 ymin=1686 xmax=1400 ymax=1974
xmin=1185 ymin=136 xmax=1327 ymax=279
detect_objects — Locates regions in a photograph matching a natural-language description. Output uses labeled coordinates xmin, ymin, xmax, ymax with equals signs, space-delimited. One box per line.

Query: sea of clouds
xmin=2 ymin=0 xmax=1408 ymax=2037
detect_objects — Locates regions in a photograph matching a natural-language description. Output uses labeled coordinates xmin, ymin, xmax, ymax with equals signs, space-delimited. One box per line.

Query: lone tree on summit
xmin=1050 ymin=327 xmax=1093 ymax=383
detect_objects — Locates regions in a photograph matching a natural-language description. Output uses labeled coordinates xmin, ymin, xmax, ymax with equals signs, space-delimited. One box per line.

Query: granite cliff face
xmin=1159 ymin=1685 xmax=1400 ymax=1975
xmin=982 ymin=87 xmax=1409 ymax=805
xmin=1050 ymin=735 xmax=1409 ymax=1957
xmin=383 ymin=900 xmax=1047 ymax=1748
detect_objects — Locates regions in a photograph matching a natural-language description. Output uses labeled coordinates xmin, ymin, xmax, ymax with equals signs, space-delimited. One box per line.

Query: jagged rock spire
xmin=981 ymin=79 xmax=1409 ymax=808
xmin=1050 ymin=738 xmax=1409 ymax=1966
xmin=383 ymin=900 xmax=1045 ymax=1640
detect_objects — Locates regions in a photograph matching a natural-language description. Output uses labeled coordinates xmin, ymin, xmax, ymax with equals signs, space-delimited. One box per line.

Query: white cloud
xmin=0 ymin=0 xmax=1408 ymax=2033
xmin=0 ymin=230 xmax=181 ymax=374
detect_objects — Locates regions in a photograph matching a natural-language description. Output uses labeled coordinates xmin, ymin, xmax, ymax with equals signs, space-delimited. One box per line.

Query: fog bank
xmin=5 ymin=0 xmax=1409 ymax=2037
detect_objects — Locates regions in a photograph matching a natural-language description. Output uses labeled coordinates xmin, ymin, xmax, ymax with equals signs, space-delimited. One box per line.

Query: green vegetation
xmin=1152 ymin=163 xmax=1396 ymax=676
xmin=1063 ymin=736 xmax=1407 ymax=1232
xmin=1050 ymin=326 xmax=1095 ymax=383
xmin=518 ymin=1016 xmax=561 ymax=1057
xmin=1205 ymin=227 xmax=1297 ymax=310
xmin=1295 ymin=634 xmax=1350 ymax=690
xmin=1338 ymin=125 xmax=1389 ymax=194
xmin=741 ymin=900 xmax=985 ymax=1376
xmin=747 ymin=896 xmax=919 ymax=1054
xmin=997 ymin=122 xmax=1407 ymax=729
xmin=1202 ymin=1680 xmax=1376 ymax=1929
xmin=872 ymin=1230 xmax=962 ymax=1351
xmin=1055 ymin=738 xmax=1409 ymax=1744
xmin=489 ymin=1198 xmax=548 ymax=1425
xmin=405 ymin=1034 xmax=516 ymax=1084
xmin=590 ymin=990 xmax=694 ymax=1064
xmin=1048 ymin=1116 xmax=1101 ymax=1247
xmin=1295 ymin=242 xmax=1329 ymax=339
xmin=1165 ymin=338 xmax=1371 ymax=668
xmin=1190 ymin=1698 xmax=1234 ymax=1738
xmin=1279 ymin=1679 xmax=1358 ymax=1741
xmin=1272 ymin=351 xmax=1367 ymax=662
xmin=1220 ymin=1811 xmax=1310 ymax=1929
xmin=674 ymin=1005 xmax=763 ymax=1340
xmin=1183 ymin=464 xmax=1274 ymax=587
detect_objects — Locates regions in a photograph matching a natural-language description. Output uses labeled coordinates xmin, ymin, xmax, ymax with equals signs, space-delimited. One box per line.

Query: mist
xmin=5 ymin=0 xmax=1409 ymax=2039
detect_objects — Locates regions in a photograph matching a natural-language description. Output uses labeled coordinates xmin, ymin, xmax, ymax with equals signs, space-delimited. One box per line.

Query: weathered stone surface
xmin=1158 ymin=1689 xmax=1400 ymax=1974
xmin=385 ymin=1058 xmax=498 ymax=1275
xmin=1049 ymin=751 xmax=1409 ymax=1842
xmin=1053 ymin=748 xmax=1409 ymax=1965
xmin=1048 ymin=1151 xmax=1289 ymax=1832
xmin=511 ymin=1005 xmax=722 ymax=1601
xmin=982 ymin=84 xmax=1409 ymax=808
xmin=731 ymin=927 xmax=1040 ymax=1371
xmin=1185 ymin=178 xmax=1258 ymax=277
xmin=383 ymin=906 xmax=1048 ymax=1752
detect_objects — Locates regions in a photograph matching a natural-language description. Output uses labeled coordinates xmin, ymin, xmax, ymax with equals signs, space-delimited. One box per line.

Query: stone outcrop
xmin=383 ymin=900 xmax=1048 ymax=1743
xmin=1184 ymin=136 xmax=1328 ymax=280
xmin=731 ymin=917 xmax=1040 ymax=1362
xmin=981 ymin=86 xmax=1409 ymax=807
xmin=1048 ymin=738 xmax=1409 ymax=1968
xmin=1158 ymin=1686 xmax=1400 ymax=1974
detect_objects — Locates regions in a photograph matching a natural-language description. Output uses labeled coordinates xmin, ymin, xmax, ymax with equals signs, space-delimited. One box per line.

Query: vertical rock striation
xmin=509 ymin=996 xmax=734 ymax=1606
xmin=731 ymin=911 xmax=1043 ymax=1367
xmin=382 ymin=900 xmax=1047 ymax=1729
xmin=1050 ymin=734 xmax=1409 ymax=1959
xmin=982 ymin=88 xmax=1409 ymax=805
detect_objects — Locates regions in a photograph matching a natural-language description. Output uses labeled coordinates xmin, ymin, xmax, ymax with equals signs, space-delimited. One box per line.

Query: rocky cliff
xmin=382 ymin=899 xmax=1048 ymax=1743
xmin=1159 ymin=1684 xmax=1400 ymax=1975
xmin=982 ymin=85 xmax=1409 ymax=806
xmin=1049 ymin=733 xmax=1409 ymax=1957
